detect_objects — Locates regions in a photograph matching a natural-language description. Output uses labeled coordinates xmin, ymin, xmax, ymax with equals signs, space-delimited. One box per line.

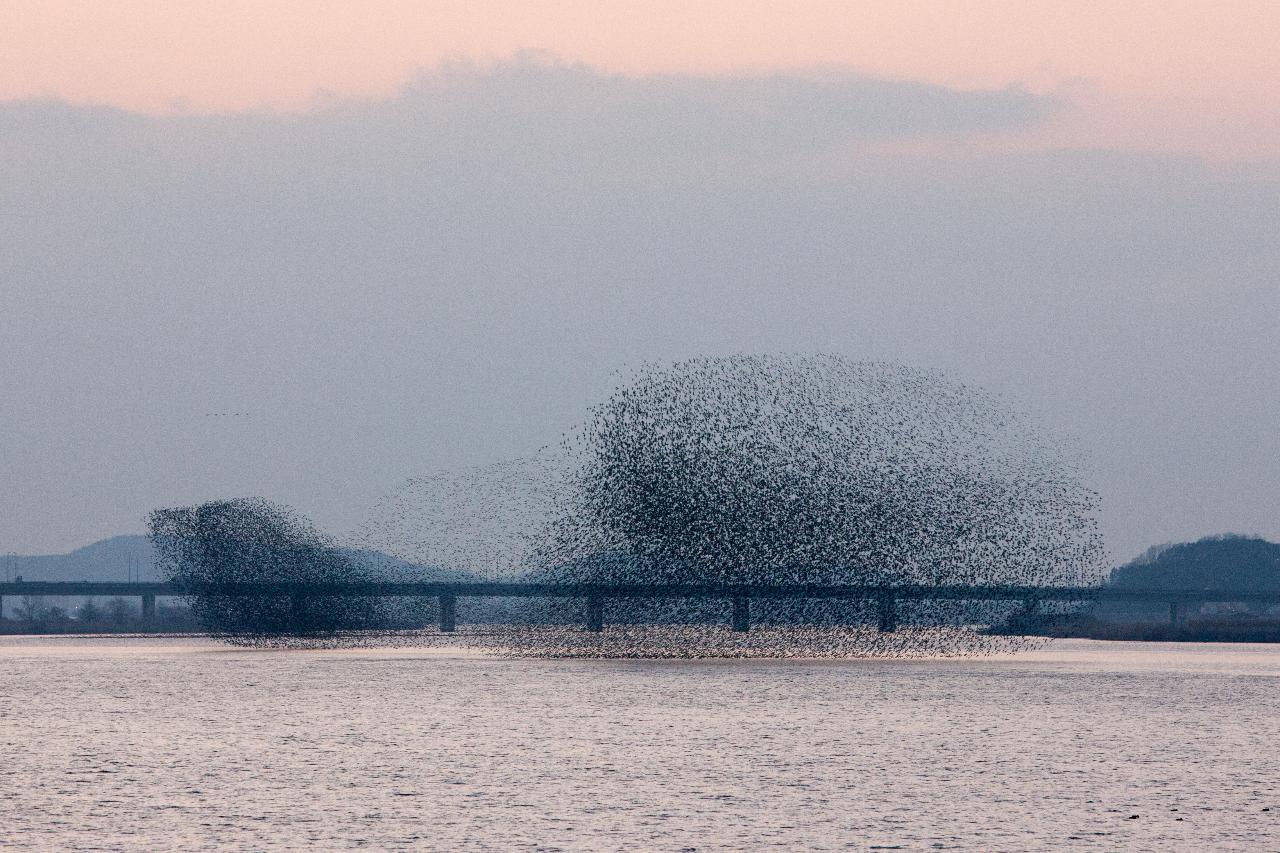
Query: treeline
xmin=1110 ymin=534 xmax=1280 ymax=591
xmin=1019 ymin=616 xmax=1280 ymax=643
xmin=0 ymin=596 xmax=199 ymax=634
xmin=0 ymin=593 xmax=462 ymax=636
xmin=990 ymin=534 xmax=1280 ymax=641
xmin=1099 ymin=534 xmax=1280 ymax=627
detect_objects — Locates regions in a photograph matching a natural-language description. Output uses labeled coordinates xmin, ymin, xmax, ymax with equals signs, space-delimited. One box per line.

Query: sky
xmin=3 ymin=0 xmax=1278 ymax=158
xmin=1 ymin=2 xmax=1277 ymax=559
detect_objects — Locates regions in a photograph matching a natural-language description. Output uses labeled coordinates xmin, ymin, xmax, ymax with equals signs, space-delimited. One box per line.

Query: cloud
xmin=0 ymin=58 xmax=1276 ymax=560
xmin=3 ymin=54 xmax=1053 ymax=150
xmin=385 ymin=56 xmax=1056 ymax=153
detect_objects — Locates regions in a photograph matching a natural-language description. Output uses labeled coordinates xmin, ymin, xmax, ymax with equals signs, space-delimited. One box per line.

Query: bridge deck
xmin=3 ymin=582 xmax=1275 ymax=633
xmin=3 ymin=580 xmax=1278 ymax=602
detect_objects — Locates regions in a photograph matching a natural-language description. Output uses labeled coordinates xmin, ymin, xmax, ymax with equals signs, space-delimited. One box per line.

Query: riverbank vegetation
xmin=0 ymin=596 xmax=200 ymax=634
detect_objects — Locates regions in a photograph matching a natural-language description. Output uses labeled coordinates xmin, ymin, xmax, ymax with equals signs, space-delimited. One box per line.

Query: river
xmin=1 ymin=636 xmax=1276 ymax=851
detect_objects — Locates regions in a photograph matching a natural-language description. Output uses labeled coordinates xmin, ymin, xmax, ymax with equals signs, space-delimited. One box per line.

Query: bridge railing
xmin=2 ymin=581 xmax=1277 ymax=633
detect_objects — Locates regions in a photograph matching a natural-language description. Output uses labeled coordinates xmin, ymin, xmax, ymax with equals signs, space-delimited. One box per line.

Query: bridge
xmin=3 ymin=581 xmax=1277 ymax=632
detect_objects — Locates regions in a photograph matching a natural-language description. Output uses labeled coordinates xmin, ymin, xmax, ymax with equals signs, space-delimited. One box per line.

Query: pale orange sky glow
xmin=2 ymin=0 xmax=1278 ymax=159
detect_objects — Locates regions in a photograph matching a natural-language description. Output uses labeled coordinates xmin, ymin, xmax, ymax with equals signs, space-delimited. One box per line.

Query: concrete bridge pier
xmin=878 ymin=592 xmax=898 ymax=632
xmin=586 ymin=595 xmax=604 ymax=632
xmin=731 ymin=597 xmax=750 ymax=632
xmin=1020 ymin=596 xmax=1040 ymax=629
xmin=439 ymin=593 xmax=456 ymax=632
xmin=141 ymin=593 xmax=156 ymax=622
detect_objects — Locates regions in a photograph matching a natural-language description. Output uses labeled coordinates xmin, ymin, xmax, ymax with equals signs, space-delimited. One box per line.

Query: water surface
xmin=1 ymin=637 xmax=1276 ymax=851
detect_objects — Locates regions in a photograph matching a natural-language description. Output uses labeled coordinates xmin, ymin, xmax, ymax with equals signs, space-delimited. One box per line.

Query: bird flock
xmin=149 ymin=498 xmax=389 ymax=646
xmin=153 ymin=355 xmax=1107 ymax=656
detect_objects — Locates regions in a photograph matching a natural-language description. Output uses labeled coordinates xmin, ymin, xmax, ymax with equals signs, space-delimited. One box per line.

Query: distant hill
xmin=4 ymin=535 xmax=157 ymax=582
xmin=3 ymin=536 xmax=480 ymax=584
xmin=1109 ymin=534 xmax=1280 ymax=591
